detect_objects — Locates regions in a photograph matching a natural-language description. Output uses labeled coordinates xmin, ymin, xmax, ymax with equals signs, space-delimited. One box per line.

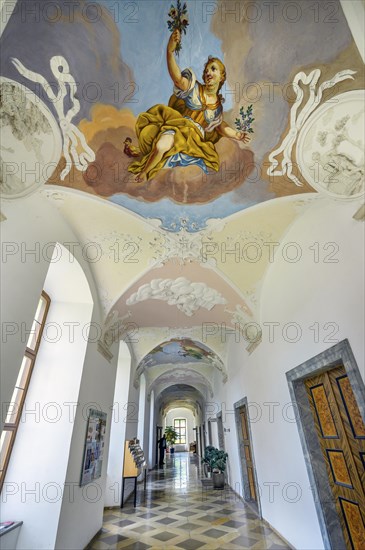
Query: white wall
xmin=1 ymin=195 xmax=121 ymax=550
xmin=0 ymin=195 xmax=98 ymax=433
xmin=117 ymin=365 xmax=143 ymax=502
xmin=104 ymin=342 xmax=132 ymax=507
xmin=212 ymin=198 xmax=364 ymax=550
xmin=148 ymin=391 xmax=155 ymax=469
xmin=1 ymin=248 xmax=94 ymax=550
xmin=55 ymin=336 xmax=118 ymax=550
xmin=137 ymin=374 xmax=146 ymax=450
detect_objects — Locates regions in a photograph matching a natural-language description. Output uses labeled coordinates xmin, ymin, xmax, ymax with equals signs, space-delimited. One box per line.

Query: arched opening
xmin=1 ymin=244 xmax=93 ymax=549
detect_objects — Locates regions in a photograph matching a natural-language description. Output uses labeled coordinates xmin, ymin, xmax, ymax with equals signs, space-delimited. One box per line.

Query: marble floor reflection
xmin=87 ymin=452 xmax=289 ymax=550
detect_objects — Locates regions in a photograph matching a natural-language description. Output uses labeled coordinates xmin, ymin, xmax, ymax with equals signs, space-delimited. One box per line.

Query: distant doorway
xmin=155 ymin=426 xmax=162 ymax=467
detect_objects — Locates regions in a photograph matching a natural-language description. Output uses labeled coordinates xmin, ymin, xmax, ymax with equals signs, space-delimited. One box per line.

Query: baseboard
xmin=227 ymin=484 xmax=295 ymax=549
xmin=83 ymin=527 xmax=103 ymax=549
xmin=227 ymin=484 xmax=260 ymax=517
xmin=262 ymin=519 xmax=296 ymax=550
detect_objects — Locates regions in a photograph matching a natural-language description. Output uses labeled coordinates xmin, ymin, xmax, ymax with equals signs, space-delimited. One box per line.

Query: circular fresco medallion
xmin=296 ymin=90 xmax=364 ymax=199
xmin=0 ymin=77 xmax=62 ymax=199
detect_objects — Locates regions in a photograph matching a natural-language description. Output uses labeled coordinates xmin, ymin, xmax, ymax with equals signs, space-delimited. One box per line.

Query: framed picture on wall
xmin=80 ymin=409 xmax=107 ymax=486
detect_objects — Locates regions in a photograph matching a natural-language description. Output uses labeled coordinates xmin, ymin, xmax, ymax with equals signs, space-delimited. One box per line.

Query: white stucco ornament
xmin=0 ymin=77 xmax=62 ymax=198
xmin=267 ymin=68 xmax=357 ymax=187
xmin=11 ymin=55 xmax=95 ymax=181
xmin=296 ymin=90 xmax=364 ymax=199
xmin=126 ymin=276 xmax=227 ymax=316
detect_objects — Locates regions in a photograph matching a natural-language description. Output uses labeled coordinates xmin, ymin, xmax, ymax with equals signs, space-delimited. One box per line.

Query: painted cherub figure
xmin=128 ymin=29 xmax=250 ymax=183
xmin=123 ymin=137 xmax=140 ymax=158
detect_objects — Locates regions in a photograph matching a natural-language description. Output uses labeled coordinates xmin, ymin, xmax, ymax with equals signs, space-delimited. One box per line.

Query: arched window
xmin=0 ymin=291 xmax=50 ymax=491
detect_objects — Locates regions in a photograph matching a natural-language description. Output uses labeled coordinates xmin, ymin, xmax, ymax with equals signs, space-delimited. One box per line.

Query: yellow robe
xmin=128 ymin=94 xmax=221 ymax=180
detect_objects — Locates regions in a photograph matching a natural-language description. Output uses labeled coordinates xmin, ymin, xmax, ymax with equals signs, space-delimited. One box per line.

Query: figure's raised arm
xmin=167 ymin=29 xmax=189 ymax=91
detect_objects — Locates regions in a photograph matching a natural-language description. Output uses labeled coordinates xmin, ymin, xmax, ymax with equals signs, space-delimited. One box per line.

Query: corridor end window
xmin=0 ymin=292 xmax=50 ymax=491
xmin=174 ymin=418 xmax=186 ymax=444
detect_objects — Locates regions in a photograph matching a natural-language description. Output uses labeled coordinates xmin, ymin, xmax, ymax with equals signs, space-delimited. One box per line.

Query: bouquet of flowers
xmin=235 ymin=105 xmax=255 ymax=134
xmin=167 ymin=0 xmax=189 ymax=56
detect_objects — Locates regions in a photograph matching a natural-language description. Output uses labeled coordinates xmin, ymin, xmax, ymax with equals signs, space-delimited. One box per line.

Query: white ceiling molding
xmin=296 ymin=90 xmax=364 ymax=199
xmin=161 ymin=401 xmax=198 ymax=417
xmin=126 ymin=277 xmax=227 ymax=317
xmin=225 ymin=304 xmax=262 ymax=351
xmin=0 ymin=77 xmax=62 ymax=199
xmin=148 ymin=368 xmax=214 ymax=399
xmin=100 ymin=310 xmax=132 ymax=351
xmin=11 ymin=55 xmax=95 ymax=181
xmin=148 ymin=223 xmax=226 ymax=268
xmin=267 ymin=68 xmax=356 ymax=187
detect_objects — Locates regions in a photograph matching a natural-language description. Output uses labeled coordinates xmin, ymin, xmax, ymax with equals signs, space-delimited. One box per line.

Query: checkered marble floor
xmin=87 ymin=453 xmax=289 ymax=550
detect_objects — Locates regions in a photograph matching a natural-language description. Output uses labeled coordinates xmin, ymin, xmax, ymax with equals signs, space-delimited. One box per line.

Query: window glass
xmin=174 ymin=418 xmax=187 ymax=444
xmin=0 ymin=292 xmax=50 ymax=491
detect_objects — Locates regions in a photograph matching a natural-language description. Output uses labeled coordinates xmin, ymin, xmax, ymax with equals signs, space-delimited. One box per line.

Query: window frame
xmin=0 ymin=291 xmax=50 ymax=492
xmin=174 ymin=418 xmax=187 ymax=444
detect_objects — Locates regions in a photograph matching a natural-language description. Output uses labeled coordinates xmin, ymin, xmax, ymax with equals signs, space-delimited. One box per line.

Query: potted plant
xmin=164 ymin=426 xmax=179 ymax=454
xmin=202 ymin=445 xmax=216 ymax=477
xmin=202 ymin=446 xmax=228 ymax=489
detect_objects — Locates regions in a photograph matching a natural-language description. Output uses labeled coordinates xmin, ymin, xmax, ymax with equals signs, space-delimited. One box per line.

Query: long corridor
xmin=87 ymin=453 xmax=290 ymax=550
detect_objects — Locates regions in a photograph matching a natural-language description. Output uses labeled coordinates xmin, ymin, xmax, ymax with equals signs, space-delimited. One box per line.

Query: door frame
xmin=155 ymin=426 xmax=162 ymax=467
xmin=217 ymin=411 xmax=225 ymax=450
xmin=234 ymin=396 xmax=262 ymax=517
xmin=286 ymin=339 xmax=365 ymax=550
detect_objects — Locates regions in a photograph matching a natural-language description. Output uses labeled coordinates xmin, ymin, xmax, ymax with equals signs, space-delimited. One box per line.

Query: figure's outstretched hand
xmin=168 ymin=29 xmax=181 ymax=53
xmin=236 ymin=131 xmax=251 ymax=143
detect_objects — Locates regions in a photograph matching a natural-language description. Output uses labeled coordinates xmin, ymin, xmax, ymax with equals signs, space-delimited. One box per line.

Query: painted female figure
xmin=128 ymin=29 xmax=250 ymax=183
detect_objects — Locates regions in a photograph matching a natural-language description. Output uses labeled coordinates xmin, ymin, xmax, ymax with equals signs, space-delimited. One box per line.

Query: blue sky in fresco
xmin=104 ymin=0 xmax=246 ymax=230
xmin=142 ymin=340 xmax=214 ymax=366
xmin=104 ymin=0 xmax=234 ymax=114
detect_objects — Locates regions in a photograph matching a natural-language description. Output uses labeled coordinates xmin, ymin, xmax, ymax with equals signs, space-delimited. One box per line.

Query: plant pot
xmin=212 ymin=472 xmax=225 ymax=489
xmin=170 ymin=447 xmax=175 ymax=454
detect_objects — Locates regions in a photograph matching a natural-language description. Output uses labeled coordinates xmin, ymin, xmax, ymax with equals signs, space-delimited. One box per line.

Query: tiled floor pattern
xmin=87 ymin=453 xmax=289 ymax=550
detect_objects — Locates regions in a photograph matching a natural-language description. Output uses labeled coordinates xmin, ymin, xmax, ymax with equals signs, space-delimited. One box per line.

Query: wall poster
xmin=80 ymin=409 xmax=107 ymax=486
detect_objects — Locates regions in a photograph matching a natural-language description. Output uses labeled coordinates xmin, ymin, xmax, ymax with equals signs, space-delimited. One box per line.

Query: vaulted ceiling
xmin=1 ymin=0 xmax=364 ymax=411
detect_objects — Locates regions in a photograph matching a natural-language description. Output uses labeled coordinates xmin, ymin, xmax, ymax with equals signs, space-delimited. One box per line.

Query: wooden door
xmin=305 ymin=365 xmax=365 ymax=550
xmin=239 ymin=405 xmax=258 ymax=505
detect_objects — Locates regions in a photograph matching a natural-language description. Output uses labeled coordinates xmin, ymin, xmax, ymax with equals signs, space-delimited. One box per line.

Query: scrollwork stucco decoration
xmin=12 ymin=55 xmax=95 ymax=180
xmin=267 ymin=68 xmax=356 ymax=187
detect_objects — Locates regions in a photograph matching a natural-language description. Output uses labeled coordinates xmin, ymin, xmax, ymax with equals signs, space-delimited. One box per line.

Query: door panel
xmin=305 ymin=365 xmax=365 ymax=550
xmin=239 ymin=405 xmax=258 ymax=505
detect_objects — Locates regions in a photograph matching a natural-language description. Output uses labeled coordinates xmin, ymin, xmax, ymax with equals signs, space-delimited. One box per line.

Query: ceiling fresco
xmin=138 ymin=338 xmax=223 ymax=369
xmin=1 ymin=0 xmax=364 ymax=232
